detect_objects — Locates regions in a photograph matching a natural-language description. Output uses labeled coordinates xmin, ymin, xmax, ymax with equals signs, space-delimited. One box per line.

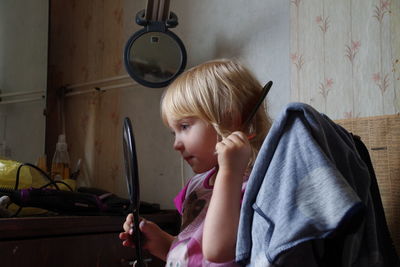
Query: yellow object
xmin=0 ymin=159 xmax=76 ymax=216
xmin=0 ymin=159 xmax=50 ymax=216
xmin=58 ymin=178 xmax=76 ymax=191
xmin=1 ymin=159 xmax=36 ymax=189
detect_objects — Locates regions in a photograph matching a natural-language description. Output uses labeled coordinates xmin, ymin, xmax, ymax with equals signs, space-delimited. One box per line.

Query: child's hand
xmin=119 ymin=213 xmax=175 ymax=261
xmin=204 ymin=131 xmax=252 ymax=262
xmin=215 ymin=131 xmax=252 ymax=177
xmin=119 ymin=213 xmax=136 ymax=248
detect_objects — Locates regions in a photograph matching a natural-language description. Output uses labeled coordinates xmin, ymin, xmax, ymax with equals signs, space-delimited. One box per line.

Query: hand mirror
xmin=122 ymin=117 xmax=143 ymax=266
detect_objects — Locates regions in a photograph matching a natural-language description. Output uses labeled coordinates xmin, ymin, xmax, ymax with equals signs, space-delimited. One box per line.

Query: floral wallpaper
xmin=291 ymin=0 xmax=400 ymax=253
xmin=290 ymin=0 xmax=399 ymax=119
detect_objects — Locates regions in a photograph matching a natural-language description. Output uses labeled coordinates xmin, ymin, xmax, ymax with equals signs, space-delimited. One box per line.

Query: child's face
xmin=167 ymin=116 xmax=218 ymax=173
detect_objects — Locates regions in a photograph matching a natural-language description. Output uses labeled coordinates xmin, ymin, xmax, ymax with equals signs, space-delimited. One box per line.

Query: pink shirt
xmin=166 ymin=168 xmax=246 ymax=267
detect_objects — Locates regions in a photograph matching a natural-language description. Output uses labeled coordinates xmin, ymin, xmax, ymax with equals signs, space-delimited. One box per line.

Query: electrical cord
xmin=15 ymin=162 xmax=74 ymax=191
xmin=4 ymin=162 xmax=74 ymax=216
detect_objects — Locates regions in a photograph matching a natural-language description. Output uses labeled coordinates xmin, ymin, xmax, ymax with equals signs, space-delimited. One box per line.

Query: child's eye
xmin=179 ymin=122 xmax=190 ymax=131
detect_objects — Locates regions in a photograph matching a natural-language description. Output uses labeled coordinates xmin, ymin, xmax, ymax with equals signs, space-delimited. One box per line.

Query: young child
xmin=119 ymin=59 xmax=272 ymax=266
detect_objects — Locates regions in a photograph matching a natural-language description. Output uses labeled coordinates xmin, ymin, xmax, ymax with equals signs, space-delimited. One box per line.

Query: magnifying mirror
xmin=124 ymin=1 xmax=187 ymax=88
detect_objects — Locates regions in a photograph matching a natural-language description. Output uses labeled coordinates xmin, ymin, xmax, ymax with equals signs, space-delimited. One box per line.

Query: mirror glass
xmin=0 ymin=1 xmax=47 ymax=163
xmin=129 ymin=32 xmax=182 ymax=83
xmin=124 ymin=29 xmax=186 ymax=88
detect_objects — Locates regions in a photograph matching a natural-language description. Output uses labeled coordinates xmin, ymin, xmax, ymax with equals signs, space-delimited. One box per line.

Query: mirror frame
xmin=123 ymin=24 xmax=187 ymax=88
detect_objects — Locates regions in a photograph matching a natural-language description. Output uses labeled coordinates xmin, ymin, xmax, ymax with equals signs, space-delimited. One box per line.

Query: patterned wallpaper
xmin=290 ymin=0 xmax=399 ymax=119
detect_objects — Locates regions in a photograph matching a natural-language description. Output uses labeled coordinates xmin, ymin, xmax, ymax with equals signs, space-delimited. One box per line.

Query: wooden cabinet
xmin=0 ymin=211 xmax=180 ymax=267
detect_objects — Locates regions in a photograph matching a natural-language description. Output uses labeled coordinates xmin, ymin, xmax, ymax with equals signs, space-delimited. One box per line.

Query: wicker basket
xmin=336 ymin=114 xmax=400 ymax=255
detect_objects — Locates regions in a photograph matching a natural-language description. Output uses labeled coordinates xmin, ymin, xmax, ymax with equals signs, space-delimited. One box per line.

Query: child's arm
xmin=203 ymin=131 xmax=251 ymax=262
xmin=119 ymin=214 xmax=175 ymax=261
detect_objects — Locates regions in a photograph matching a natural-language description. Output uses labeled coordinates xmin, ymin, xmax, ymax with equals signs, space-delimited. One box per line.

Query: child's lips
xmin=184 ymin=156 xmax=194 ymax=163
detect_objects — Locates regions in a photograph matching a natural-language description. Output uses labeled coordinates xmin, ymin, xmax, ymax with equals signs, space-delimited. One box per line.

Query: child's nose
xmin=173 ymin=138 xmax=184 ymax=151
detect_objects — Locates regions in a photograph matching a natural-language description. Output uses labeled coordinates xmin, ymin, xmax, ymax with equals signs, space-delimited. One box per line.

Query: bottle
xmin=51 ymin=134 xmax=70 ymax=180
xmin=37 ymin=154 xmax=48 ymax=173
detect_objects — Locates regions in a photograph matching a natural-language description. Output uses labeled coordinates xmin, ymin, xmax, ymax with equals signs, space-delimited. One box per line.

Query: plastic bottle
xmin=36 ymin=154 xmax=48 ymax=173
xmin=51 ymin=134 xmax=70 ymax=180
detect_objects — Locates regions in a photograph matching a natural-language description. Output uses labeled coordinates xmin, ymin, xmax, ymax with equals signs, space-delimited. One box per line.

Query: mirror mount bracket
xmin=135 ymin=10 xmax=148 ymax=26
xmin=135 ymin=9 xmax=178 ymax=29
xmin=146 ymin=21 xmax=167 ymax=33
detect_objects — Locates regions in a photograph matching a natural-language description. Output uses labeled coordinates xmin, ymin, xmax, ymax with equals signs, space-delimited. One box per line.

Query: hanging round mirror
xmin=124 ymin=1 xmax=187 ymax=88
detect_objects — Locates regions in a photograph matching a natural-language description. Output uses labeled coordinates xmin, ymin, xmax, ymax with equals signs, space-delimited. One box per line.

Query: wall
xmin=47 ymin=0 xmax=290 ymax=208
xmin=0 ymin=1 xmax=47 ymax=163
xmin=289 ymin=0 xmax=400 ymax=253
xmin=46 ymin=0 xmax=399 ymax=253
xmin=48 ymin=0 xmax=399 ymax=209
xmin=290 ymin=0 xmax=400 ymax=119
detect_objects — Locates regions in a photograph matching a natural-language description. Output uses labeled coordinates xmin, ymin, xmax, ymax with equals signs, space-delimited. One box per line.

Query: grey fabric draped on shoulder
xmin=236 ymin=102 xmax=399 ymax=267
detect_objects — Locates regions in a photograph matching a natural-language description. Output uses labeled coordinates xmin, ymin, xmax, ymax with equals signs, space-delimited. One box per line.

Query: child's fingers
xmin=123 ymin=223 xmax=132 ymax=232
xmin=119 ymin=230 xmax=135 ymax=240
xmin=218 ymin=132 xmax=248 ymax=148
xmin=139 ymin=219 xmax=147 ymax=231
xmin=119 ymin=232 xmax=130 ymax=240
xmin=123 ymin=214 xmax=145 ymax=232
xmin=120 ymin=214 xmax=150 ymax=249
xmin=122 ymin=239 xmax=134 ymax=248
xmin=123 ymin=213 xmax=134 ymax=232
xmin=119 ymin=232 xmax=135 ymax=248
xmin=230 ymin=131 xmax=248 ymax=142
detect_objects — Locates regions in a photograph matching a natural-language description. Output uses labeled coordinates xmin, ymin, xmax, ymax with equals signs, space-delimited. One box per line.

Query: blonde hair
xmin=161 ymin=58 xmax=272 ymax=166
